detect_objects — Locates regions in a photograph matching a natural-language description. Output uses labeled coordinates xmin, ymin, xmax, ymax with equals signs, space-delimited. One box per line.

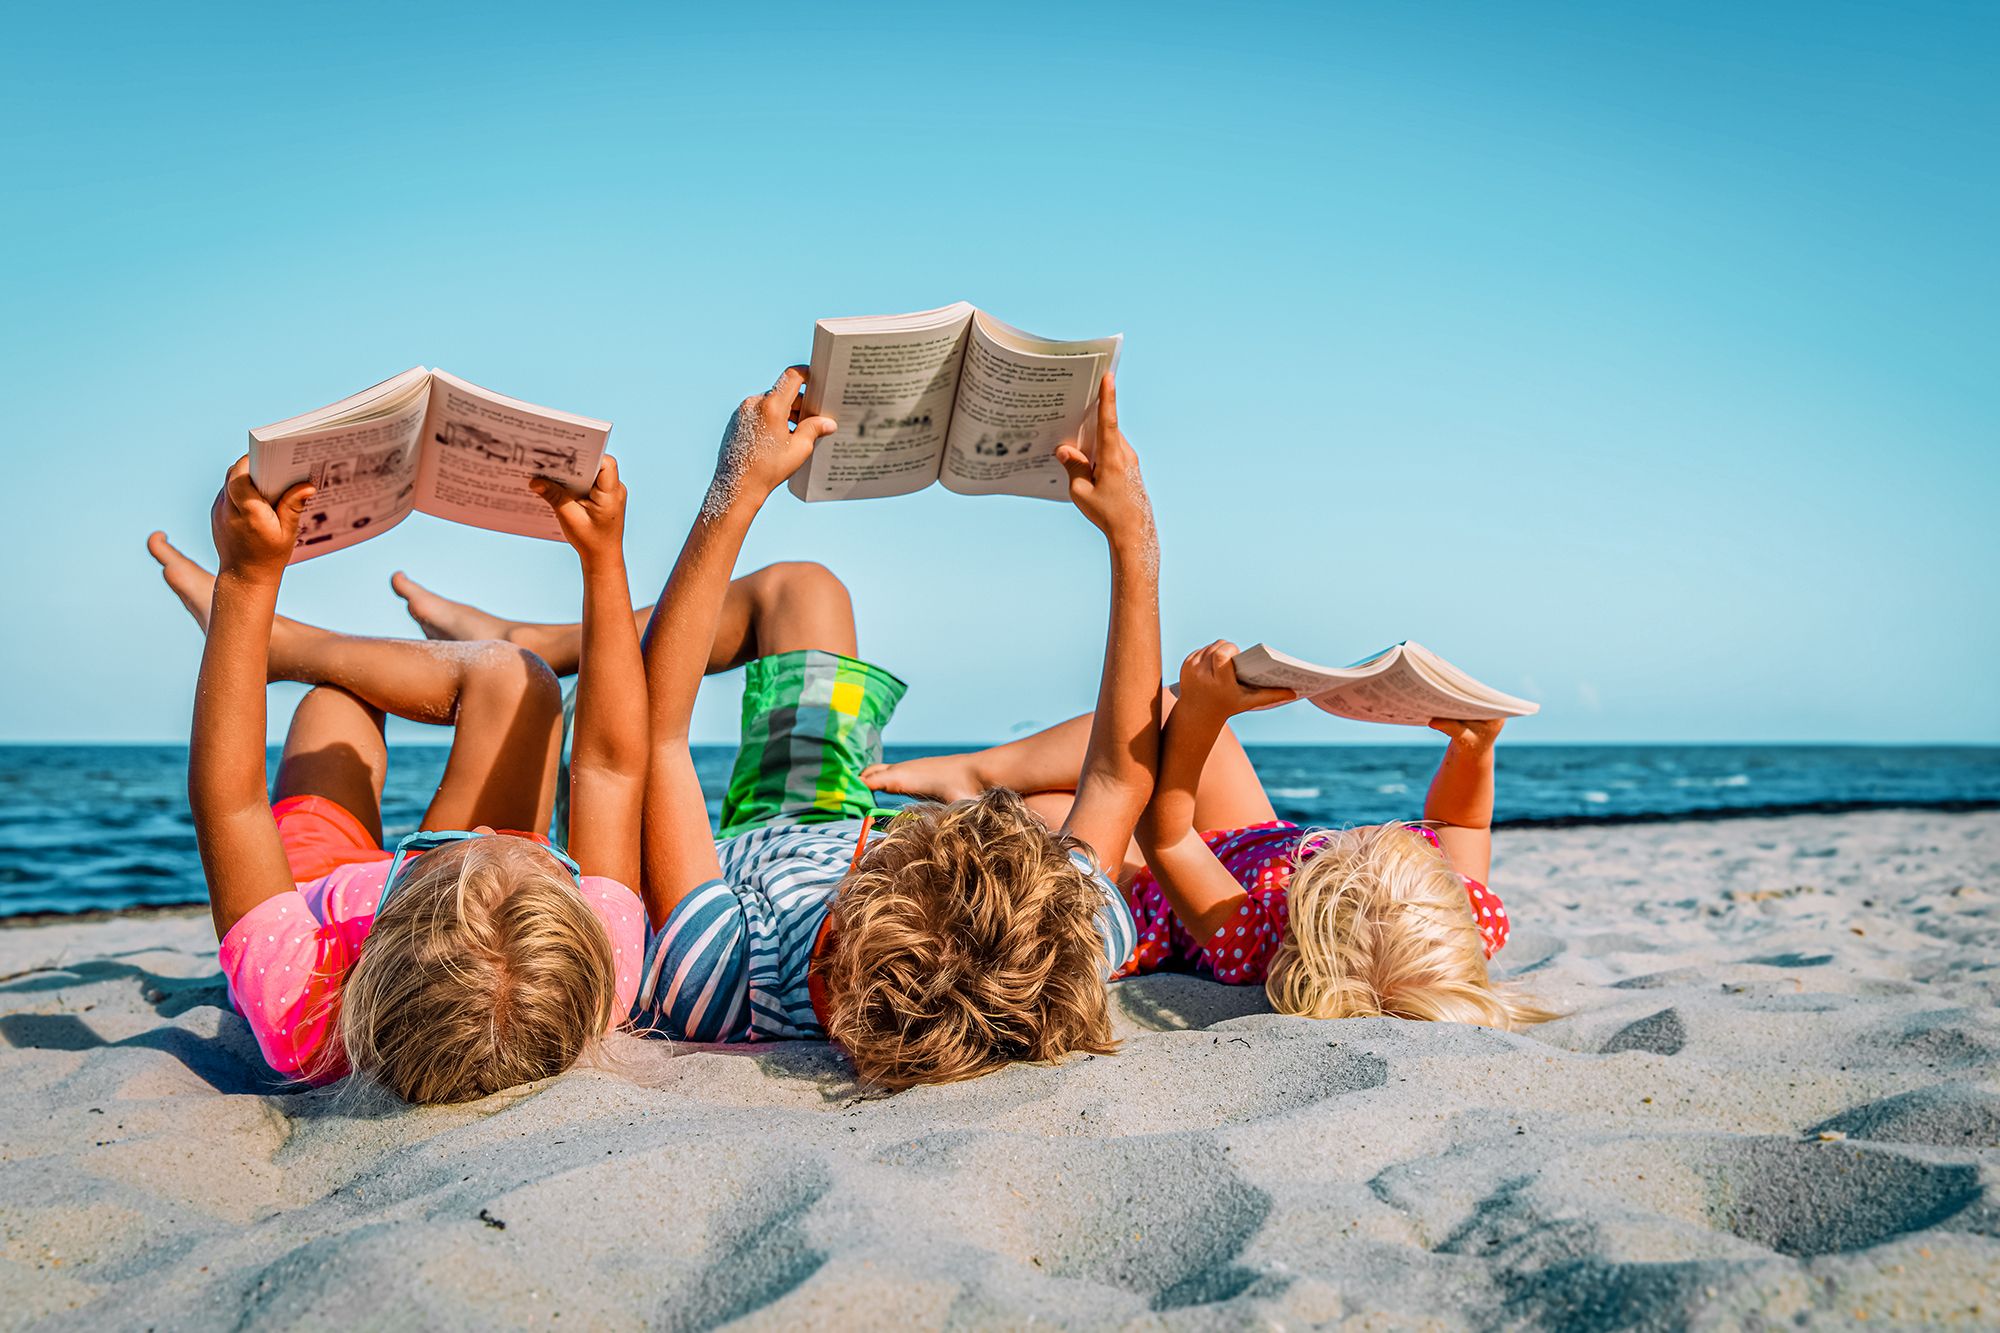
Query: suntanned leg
xmin=273 ymin=685 xmax=389 ymax=842
xmin=152 ymin=534 xmax=562 ymax=833
xmin=865 ymin=689 xmax=1279 ymax=831
xmin=388 ymin=561 xmax=857 ymax=676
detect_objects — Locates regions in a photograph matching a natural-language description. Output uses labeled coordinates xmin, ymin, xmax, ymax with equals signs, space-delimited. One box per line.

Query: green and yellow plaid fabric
xmin=552 ymin=649 xmax=907 ymax=850
xmin=719 ymin=649 xmax=907 ymax=839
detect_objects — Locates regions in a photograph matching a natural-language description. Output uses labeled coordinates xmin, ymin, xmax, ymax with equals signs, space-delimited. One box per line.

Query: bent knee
xmin=750 ymin=560 xmax=850 ymax=606
xmin=295 ymin=684 xmax=385 ymax=731
xmin=462 ymin=640 xmax=562 ymax=712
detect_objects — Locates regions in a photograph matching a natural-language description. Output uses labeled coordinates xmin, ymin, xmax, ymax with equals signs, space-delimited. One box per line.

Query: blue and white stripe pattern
xmin=1084 ymin=849 xmax=1140 ymax=977
xmin=633 ymin=820 xmax=1140 ymax=1043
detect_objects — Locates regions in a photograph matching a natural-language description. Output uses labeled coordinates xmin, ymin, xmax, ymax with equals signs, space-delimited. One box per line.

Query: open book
xmin=1233 ymin=642 xmax=1541 ymax=726
xmin=792 ymin=302 xmax=1122 ymax=502
xmin=248 ymin=367 xmax=611 ymax=562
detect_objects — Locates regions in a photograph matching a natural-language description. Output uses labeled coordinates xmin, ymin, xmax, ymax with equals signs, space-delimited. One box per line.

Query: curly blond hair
xmin=1265 ymin=822 xmax=1555 ymax=1031
xmin=819 ymin=790 xmax=1118 ymax=1089
xmin=315 ymin=836 xmax=616 ymax=1104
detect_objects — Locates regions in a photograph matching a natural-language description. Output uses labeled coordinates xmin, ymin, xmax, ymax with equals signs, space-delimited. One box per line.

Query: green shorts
xmin=553 ymin=649 xmax=906 ymax=848
xmin=718 ymin=649 xmax=907 ymax=839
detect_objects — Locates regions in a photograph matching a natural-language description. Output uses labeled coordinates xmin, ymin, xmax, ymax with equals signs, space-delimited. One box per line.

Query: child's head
xmin=820 ymin=790 xmax=1118 ymax=1089
xmin=332 ymin=836 xmax=616 ymax=1103
xmin=1266 ymin=822 xmax=1553 ymax=1031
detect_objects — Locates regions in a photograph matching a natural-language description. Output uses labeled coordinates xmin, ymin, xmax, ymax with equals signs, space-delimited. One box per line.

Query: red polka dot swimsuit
xmin=1119 ymin=820 xmax=1508 ymax=984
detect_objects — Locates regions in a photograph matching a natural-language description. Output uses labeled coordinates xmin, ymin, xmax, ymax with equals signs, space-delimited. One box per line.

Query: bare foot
xmin=390 ymin=572 xmax=513 ymax=642
xmin=861 ymin=754 xmax=987 ymax=803
xmin=147 ymin=532 xmax=216 ymax=632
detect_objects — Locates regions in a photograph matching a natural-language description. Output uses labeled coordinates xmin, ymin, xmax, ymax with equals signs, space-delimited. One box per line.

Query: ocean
xmin=2 ymin=743 xmax=1996 ymax=919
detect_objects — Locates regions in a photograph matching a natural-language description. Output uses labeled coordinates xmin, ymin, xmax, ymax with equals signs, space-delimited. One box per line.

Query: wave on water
xmin=5 ymin=743 xmax=2000 ymax=917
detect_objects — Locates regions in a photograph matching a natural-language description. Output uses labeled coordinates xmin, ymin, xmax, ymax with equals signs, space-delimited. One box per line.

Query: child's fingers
xmin=767 ymin=365 xmax=808 ymax=415
xmin=792 ymin=415 xmax=838 ymax=447
xmin=528 ymin=476 xmax=572 ymax=515
xmin=276 ymin=481 xmax=317 ymax=516
xmin=1055 ymin=442 xmax=1093 ymax=480
xmin=224 ymin=468 xmax=266 ymax=515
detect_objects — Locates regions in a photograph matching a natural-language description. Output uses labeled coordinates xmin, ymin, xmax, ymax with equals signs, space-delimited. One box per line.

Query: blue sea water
xmin=1 ymin=744 xmax=1995 ymax=919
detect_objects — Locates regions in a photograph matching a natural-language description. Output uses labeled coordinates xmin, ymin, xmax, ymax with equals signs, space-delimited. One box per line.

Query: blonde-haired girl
xmin=151 ymin=453 xmax=648 ymax=1103
xmin=866 ymin=640 xmax=1552 ymax=1030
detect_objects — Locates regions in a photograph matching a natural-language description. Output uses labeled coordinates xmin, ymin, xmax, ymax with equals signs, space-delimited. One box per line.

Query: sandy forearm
xmin=641 ymin=494 xmax=756 ymax=744
xmin=1064 ymin=532 xmax=1162 ymax=863
xmin=1424 ymin=737 xmax=1497 ymax=829
xmin=571 ymin=555 xmax=647 ymax=778
xmin=566 ymin=550 xmax=647 ymax=884
xmin=188 ymin=570 xmax=294 ymax=936
xmin=637 ymin=486 xmax=760 ymax=914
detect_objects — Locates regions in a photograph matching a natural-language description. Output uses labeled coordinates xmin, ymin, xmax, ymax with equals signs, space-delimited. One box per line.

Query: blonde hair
xmin=1265 ymin=822 xmax=1555 ymax=1031
xmin=820 ymin=790 xmax=1117 ymax=1090
xmin=319 ymin=836 xmax=616 ymax=1104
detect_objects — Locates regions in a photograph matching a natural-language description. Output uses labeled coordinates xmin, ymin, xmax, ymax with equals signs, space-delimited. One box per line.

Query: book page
xmin=1233 ymin=643 xmax=1389 ymax=693
xmin=938 ymin=314 xmax=1118 ymax=500
xmin=1404 ymin=641 xmax=1541 ymax=717
xmin=1239 ymin=642 xmax=1538 ymax=725
xmin=249 ymin=381 xmax=430 ymax=563
xmin=248 ymin=365 xmax=432 ymax=444
xmin=792 ymin=306 xmax=974 ymax=501
xmin=411 ymin=371 xmax=610 ymax=541
xmin=1312 ymin=667 xmax=1481 ymax=727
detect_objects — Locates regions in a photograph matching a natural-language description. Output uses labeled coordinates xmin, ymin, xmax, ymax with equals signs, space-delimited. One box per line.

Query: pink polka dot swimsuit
xmin=1120 ymin=820 xmax=1508 ymax=984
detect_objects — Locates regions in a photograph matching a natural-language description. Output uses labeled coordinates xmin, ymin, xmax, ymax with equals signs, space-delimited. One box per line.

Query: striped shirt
xmin=633 ymin=819 xmax=1138 ymax=1043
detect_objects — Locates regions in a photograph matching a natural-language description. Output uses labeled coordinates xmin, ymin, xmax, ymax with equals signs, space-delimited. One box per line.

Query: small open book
xmin=793 ymin=302 xmax=1122 ymax=502
xmin=1232 ymin=642 xmax=1541 ymax=726
xmin=248 ymin=367 xmax=611 ymax=562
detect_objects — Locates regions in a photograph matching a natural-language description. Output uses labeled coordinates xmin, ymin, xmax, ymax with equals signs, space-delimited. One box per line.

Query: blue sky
xmin=2 ymin=1 xmax=1994 ymax=744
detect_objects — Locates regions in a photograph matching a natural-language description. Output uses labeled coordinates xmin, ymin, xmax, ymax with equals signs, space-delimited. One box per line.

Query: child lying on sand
xmin=397 ymin=367 xmax=1159 ymax=1089
xmin=150 ymin=456 xmax=648 ymax=1102
xmin=867 ymin=641 xmax=1555 ymax=1030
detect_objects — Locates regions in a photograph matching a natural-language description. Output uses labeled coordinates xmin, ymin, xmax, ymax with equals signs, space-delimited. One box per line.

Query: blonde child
xmin=152 ymin=453 xmax=648 ymax=1102
xmin=396 ymin=367 xmax=1160 ymax=1088
xmin=867 ymin=640 xmax=1553 ymax=1030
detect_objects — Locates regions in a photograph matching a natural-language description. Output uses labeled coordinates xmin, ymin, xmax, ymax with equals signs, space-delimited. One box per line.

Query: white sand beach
xmin=3 ymin=809 xmax=1997 ymax=1329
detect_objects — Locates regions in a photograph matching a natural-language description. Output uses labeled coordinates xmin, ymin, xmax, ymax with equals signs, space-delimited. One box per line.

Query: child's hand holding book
xmin=212 ymin=457 xmax=315 ymax=583
xmin=533 ymin=456 xmax=629 ymax=568
xmin=1174 ymin=639 xmax=1299 ymax=721
xmin=708 ymin=366 xmax=836 ymax=516
xmin=1056 ymin=375 xmax=1155 ymax=555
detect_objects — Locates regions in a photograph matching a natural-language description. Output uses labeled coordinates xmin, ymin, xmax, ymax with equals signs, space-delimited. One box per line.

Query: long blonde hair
xmin=318 ymin=836 xmax=616 ymax=1103
xmin=821 ymin=790 xmax=1118 ymax=1089
xmin=1265 ymin=822 xmax=1555 ymax=1031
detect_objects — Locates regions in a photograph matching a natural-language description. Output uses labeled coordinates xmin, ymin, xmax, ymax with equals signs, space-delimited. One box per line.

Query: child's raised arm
xmin=1054 ymin=375 xmax=1163 ymax=873
xmin=637 ymin=368 xmax=833 ymax=926
xmin=186 ymin=458 xmax=316 ymax=938
xmin=534 ymin=456 xmax=645 ymax=888
xmin=1136 ymin=640 xmax=1295 ymax=942
xmin=1421 ymin=719 xmax=1504 ymax=886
